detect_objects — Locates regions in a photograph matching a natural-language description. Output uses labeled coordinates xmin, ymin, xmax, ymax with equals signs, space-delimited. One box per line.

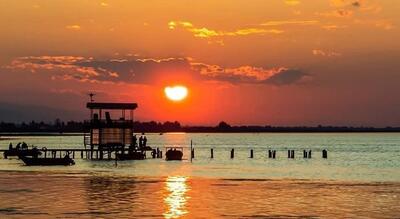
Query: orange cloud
xmin=168 ymin=21 xmax=283 ymax=38
xmin=65 ymin=25 xmax=81 ymax=30
xmin=321 ymin=24 xmax=348 ymax=31
xmin=284 ymin=0 xmax=301 ymax=6
xmin=261 ymin=20 xmax=319 ymax=26
xmin=317 ymin=9 xmax=354 ymax=18
xmin=191 ymin=62 xmax=309 ymax=85
xmin=312 ymin=49 xmax=342 ymax=57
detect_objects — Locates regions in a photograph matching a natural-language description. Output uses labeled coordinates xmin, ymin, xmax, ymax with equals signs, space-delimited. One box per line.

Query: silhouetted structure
xmin=85 ymin=102 xmax=137 ymax=158
xmin=165 ymin=147 xmax=183 ymax=161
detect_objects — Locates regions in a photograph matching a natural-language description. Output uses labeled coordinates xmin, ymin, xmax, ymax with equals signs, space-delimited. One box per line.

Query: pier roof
xmin=86 ymin=102 xmax=138 ymax=110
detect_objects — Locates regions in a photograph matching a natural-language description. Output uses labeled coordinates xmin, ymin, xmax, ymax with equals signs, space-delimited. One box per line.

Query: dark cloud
xmin=264 ymin=69 xmax=310 ymax=85
xmin=6 ymin=56 xmax=310 ymax=86
xmin=352 ymin=1 xmax=361 ymax=7
xmin=76 ymin=58 xmax=195 ymax=84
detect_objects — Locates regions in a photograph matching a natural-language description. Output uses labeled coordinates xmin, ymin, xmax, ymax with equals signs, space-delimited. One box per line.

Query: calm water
xmin=0 ymin=133 xmax=399 ymax=218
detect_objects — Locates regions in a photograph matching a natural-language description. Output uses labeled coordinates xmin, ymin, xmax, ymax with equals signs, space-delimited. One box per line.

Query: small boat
xmin=4 ymin=148 xmax=42 ymax=158
xmin=116 ymin=151 xmax=146 ymax=160
xmin=165 ymin=147 xmax=183 ymax=161
xmin=18 ymin=155 xmax=75 ymax=166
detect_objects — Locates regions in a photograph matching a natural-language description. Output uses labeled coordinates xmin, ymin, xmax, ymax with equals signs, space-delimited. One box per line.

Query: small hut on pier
xmin=85 ymin=102 xmax=137 ymax=158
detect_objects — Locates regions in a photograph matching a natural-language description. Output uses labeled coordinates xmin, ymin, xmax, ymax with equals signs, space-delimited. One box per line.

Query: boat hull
xmin=4 ymin=149 xmax=42 ymax=158
xmin=165 ymin=150 xmax=183 ymax=161
xmin=19 ymin=156 xmax=75 ymax=166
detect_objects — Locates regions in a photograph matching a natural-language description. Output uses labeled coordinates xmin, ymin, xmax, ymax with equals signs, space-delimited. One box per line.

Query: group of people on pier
xmin=9 ymin=142 xmax=29 ymax=150
xmin=131 ymin=134 xmax=148 ymax=151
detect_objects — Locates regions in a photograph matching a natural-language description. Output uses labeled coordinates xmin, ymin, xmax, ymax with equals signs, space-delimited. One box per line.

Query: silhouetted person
xmin=16 ymin=143 xmax=21 ymax=150
xmin=21 ymin=142 xmax=28 ymax=150
xmin=143 ymin=136 xmax=147 ymax=147
xmin=139 ymin=136 xmax=143 ymax=149
xmin=32 ymin=147 xmax=39 ymax=158
xmin=133 ymin=135 xmax=137 ymax=147
xmin=9 ymin=143 xmax=13 ymax=150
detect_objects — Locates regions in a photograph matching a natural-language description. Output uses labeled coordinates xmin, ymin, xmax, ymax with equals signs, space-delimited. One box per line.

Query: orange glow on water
xmin=163 ymin=176 xmax=189 ymax=218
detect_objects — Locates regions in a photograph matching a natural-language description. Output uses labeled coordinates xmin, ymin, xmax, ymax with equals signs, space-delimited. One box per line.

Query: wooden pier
xmin=0 ymin=148 xmax=159 ymax=160
xmin=1 ymin=148 xmax=328 ymax=160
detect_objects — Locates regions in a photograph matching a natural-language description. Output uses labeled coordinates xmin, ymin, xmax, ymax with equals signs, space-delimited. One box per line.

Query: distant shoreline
xmin=1 ymin=120 xmax=400 ymax=134
xmin=1 ymin=130 xmax=400 ymax=136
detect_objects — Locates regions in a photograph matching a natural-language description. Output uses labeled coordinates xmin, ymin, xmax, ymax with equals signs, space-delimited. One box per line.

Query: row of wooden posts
xmin=190 ymin=148 xmax=328 ymax=159
xmin=40 ymin=148 xmax=328 ymax=160
xmin=42 ymin=150 xmax=114 ymax=160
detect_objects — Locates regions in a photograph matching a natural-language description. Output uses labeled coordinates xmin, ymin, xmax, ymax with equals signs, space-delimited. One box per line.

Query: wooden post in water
xmin=308 ymin=150 xmax=312 ymax=158
xmin=190 ymin=140 xmax=193 ymax=163
xmin=291 ymin=150 xmax=295 ymax=159
xmin=250 ymin=149 xmax=254 ymax=158
xmin=288 ymin=150 xmax=291 ymax=158
xmin=272 ymin=150 xmax=276 ymax=159
xmin=99 ymin=150 xmax=103 ymax=160
xmin=230 ymin=148 xmax=234 ymax=159
xmin=211 ymin=148 xmax=214 ymax=159
xmin=322 ymin=149 xmax=328 ymax=159
xmin=191 ymin=148 xmax=195 ymax=159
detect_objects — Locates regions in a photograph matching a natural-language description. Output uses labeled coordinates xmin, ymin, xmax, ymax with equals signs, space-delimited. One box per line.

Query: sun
xmin=164 ymin=85 xmax=188 ymax=102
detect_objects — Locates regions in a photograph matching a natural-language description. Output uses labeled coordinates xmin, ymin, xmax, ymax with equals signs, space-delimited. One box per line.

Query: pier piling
xmin=250 ymin=149 xmax=254 ymax=158
xmin=211 ymin=148 xmax=214 ymax=159
xmin=230 ymin=149 xmax=234 ymax=159
xmin=191 ymin=148 xmax=195 ymax=159
xmin=288 ymin=150 xmax=295 ymax=159
xmin=322 ymin=149 xmax=328 ymax=159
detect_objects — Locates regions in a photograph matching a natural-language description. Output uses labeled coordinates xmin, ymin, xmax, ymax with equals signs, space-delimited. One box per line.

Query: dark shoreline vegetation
xmin=0 ymin=120 xmax=399 ymax=134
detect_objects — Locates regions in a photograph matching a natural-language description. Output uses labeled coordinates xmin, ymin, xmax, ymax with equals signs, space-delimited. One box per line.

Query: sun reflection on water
xmin=164 ymin=176 xmax=190 ymax=219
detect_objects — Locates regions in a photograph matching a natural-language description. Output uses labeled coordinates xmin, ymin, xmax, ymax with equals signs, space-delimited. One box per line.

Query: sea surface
xmin=0 ymin=133 xmax=399 ymax=218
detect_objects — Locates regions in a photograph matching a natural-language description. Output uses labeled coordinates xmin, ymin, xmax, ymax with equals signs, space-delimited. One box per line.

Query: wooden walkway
xmin=0 ymin=148 xmax=130 ymax=160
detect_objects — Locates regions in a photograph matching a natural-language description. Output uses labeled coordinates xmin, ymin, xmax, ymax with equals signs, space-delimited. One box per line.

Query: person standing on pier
xmin=16 ymin=143 xmax=21 ymax=150
xmin=21 ymin=142 xmax=28 ymax=150
xmin=139 ymin=135 xmax=143 ymax=149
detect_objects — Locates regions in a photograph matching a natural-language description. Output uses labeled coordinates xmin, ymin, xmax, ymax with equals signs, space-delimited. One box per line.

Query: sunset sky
xmin=1 ymin=0 xmax=399 ymax=126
